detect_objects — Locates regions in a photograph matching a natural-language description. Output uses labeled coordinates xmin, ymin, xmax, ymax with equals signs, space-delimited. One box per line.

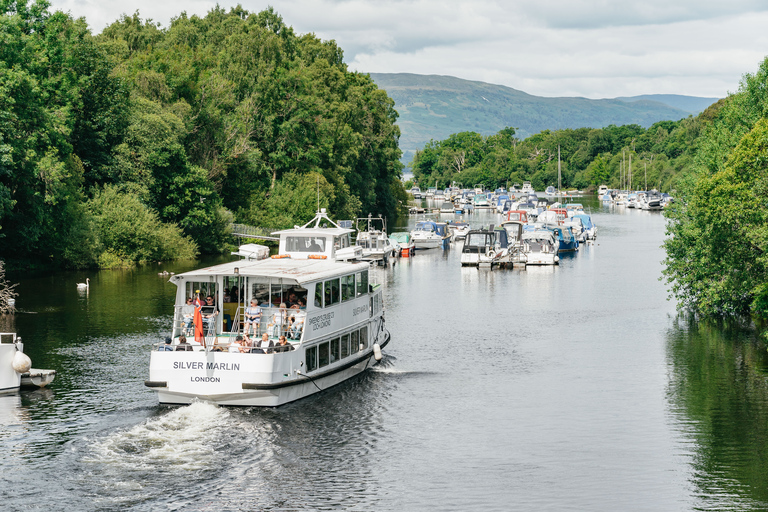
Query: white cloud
xmin=47 ymin=0 xmax=768 ymax=98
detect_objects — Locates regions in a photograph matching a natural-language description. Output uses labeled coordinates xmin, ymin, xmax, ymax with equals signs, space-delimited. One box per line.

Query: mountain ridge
xmin=368 ymin=73 xmax=720 ymax=164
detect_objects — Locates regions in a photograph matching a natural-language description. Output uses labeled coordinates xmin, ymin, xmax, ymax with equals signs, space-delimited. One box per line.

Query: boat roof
xmin=172 ymin=258 xmax=369 ymax=285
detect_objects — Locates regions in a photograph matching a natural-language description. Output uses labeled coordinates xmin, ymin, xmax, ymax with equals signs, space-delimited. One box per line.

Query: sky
xmin=47 ymin=0 xmax=768 ymax=99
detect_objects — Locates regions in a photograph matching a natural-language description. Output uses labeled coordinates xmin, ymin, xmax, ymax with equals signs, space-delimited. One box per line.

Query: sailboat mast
xmin=558 ymin=145 xmax=561 ymax=195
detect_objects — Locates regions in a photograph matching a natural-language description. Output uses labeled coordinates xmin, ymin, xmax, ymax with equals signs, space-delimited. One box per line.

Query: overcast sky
xmin=48 ymin=0 xmax=768 ymax=99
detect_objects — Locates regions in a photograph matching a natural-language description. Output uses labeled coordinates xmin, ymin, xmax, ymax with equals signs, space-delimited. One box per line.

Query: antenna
xmin=317 ymin=176 xmax=320 ymax=212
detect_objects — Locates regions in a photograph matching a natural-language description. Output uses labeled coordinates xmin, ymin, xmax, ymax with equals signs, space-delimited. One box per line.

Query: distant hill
xmin=614 ymin=94 xmax=719 ymax=114
xmin=368 ymin=73 xmax=720 ymax=164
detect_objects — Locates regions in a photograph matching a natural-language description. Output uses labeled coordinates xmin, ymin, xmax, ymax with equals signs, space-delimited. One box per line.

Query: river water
xmin=3 ymin=200 xmax=768 ymax=511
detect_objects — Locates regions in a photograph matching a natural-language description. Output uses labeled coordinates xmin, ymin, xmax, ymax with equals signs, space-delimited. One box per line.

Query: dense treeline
xmin=663 ymin=57 xmax=768 ymax=321
xmin=0 ymin=1 xmax=404 ymax=268
xmin=409 ymin=115 xmax=706 ymax=193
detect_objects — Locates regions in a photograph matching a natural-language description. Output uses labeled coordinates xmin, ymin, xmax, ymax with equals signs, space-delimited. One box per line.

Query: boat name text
xmin=308 ymin=312 xmax=334 ymax=331
xmin=172 ymin=361 xmax=241 ymax=371
xmin=352 ymin=304 xmax=369 ymax=317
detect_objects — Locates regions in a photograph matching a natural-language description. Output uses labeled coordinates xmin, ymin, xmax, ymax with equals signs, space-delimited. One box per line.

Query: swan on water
xmin=76 ymin=278 xmax=90 ymax=289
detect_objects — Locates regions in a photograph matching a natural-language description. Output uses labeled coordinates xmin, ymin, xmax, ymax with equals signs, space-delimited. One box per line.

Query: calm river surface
xmin=3 ymin=200 xmax=768 ymax=511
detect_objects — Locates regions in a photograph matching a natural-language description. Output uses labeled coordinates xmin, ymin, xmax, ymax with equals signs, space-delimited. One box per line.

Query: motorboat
xmin=448 ymin=221 xmax=470 ymax=240
xmin=410 ymin=220 xmax=451 ymax=249
xmin=572 ymin=213 xmax=597 ymax=240
xmin=495 ymin=195 xmax=510 ymax=213
xmin=1 ymin=333 xmax=55 ymax=393
xmin=355 ymin=214 xmax=394 ymax=264
xmin=507 ymin=210 xmax=530 ymax=224
xmin=460 ymin=228 xmax=511 ymax=268
xmin=472 ymin=194 xmax=491 ymax=209
xmin=550 ymin=225 xmax=579 ymax=252
xmin=521 ymin=182 xmax=534 ymax=194
xmin=597 ymin=185 xmax=609 ymax=197
xmin=389 ymin=232 xmax=415 ymax=257
xmin=545 ymin=186 xmax=556 ymax=196
xmin=145 ymin=209 xmax=390 ymax=407
xmin=439 ymin=201 xmax=455 ymax=213
xmin=410 ymin=186 xmax=422 ymax=199
xmin=521 ymin=231 xmax=559 ymax=265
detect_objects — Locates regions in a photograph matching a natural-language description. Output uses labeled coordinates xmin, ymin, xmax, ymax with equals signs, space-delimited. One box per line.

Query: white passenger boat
xmin=355 ymin=215 xmax=394 ymax=264
xmin=0 ymin=333 xmax=55 ymax=393
xmin=145 ymin=209 xmax=390 ymax=407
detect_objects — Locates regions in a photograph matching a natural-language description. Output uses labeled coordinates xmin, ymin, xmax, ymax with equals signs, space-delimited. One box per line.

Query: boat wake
xmin=84 ymin=401 xmax=228 ymax=472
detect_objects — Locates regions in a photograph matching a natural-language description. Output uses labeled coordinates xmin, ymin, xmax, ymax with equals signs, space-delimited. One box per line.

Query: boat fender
xmin=554 ymin=256 xmax=560 ymax=263
xmin=12 ymin=351 xmax=32 ymax=374
xmin=271 ymin=254 xmax=290 ymax=259
xmin=373 ymin=343 xmax=382 ymax=361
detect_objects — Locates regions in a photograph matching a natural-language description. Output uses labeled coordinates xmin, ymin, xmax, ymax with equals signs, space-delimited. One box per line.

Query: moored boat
xmin=0 ymin=333 xmax=55 ymax=393
xmin=521 ymin=231 xmax=560 ymax=265
xmin=355 ymin=214 xmax=394 ymax=265
xmin=389 ymin=232 xmax=416 ymax=257
xmin=145 ymin=209 xmax=390 ymax=407
xmin=410 ymin=220 xmax=451 ymax=249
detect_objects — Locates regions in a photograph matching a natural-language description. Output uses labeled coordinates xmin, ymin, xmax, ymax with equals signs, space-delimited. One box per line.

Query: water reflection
xmin=666 ymin=315 xmax=768 ymax=510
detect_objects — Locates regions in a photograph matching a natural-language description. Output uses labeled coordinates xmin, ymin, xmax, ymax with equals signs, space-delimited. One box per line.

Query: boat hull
xmin=148 ymin=332 xmax=390 ymax=407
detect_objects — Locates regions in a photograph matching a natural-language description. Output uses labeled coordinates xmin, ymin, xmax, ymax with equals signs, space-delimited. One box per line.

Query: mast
xmin=558 ymin=145 xmax=561 ymax=196
xmin=629 ymin=152 xmax=632 ymax=192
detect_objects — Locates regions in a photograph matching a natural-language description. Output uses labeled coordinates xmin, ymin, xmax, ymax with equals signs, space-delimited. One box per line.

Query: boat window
xmin=360 ymin=326 xmax=368 ymax=349
xmin=341 ymin=334 xmax=350 ymax=359
xmin=330 ymin=338 xmax=340 ymax=363
xmin=351 ymin=330 xmax=359 ymax=354
xmin=314 ymin=282 xmax=323 ymax=308
xmin=356 ymin=270 xmax=368 ymax=297
xmin=324 ymin=278 xmax=340 ymax=306
xmin=341 ymin=274 xmax=354 ymax=302
xmin=318 ymin=342 xmax=330 ymax=368
xmin=306 ymin=346 xmax=317 ymax=372
xmin=223 ymin=276 xmax=244 ymax=304
xmin=271 ymin=280 xmax=292 ymax=306
xmin=186 ymin=282 xmax=217 ymax=302
xmin=286 ymin=236 xmax=326 ymax=252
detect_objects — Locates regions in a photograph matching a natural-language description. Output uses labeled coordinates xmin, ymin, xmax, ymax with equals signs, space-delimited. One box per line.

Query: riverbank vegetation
xmin=0 ymin=1 xmax=404 ymax=269
xmin=408 ymin=117 xmax=705 ymax=193
xmin=663 ymin=57 xmax=768 ymax=323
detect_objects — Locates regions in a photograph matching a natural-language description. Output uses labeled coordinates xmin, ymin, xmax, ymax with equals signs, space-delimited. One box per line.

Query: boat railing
xmin=171 ymin=304 xmax=307 ymax=343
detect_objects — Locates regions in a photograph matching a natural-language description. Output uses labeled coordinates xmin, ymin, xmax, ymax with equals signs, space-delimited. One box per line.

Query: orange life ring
xmin=271 ymin=254 xmax=290 ymax=259
xmin=308 ymin=255 xmax=327 ymax=259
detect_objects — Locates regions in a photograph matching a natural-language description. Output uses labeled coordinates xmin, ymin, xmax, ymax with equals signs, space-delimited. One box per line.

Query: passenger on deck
xmin=287 ymin=292 xmax=299 ymax=307
xmin=267 ymin=303 xmax=288 ymax=337
xmin=159 ymin=337 xmax=174 ymax=351
xmin=254 ymin=332 xmax=274 ymax=354
xmin=176 ymin=335 xmax=193 ymax=351
xmin=202 ymin=295 xmax=219 ymax=333
xmin=229 ymin=335 xmax=244 ymax=353
xmin=275 ymin=336 xmax=293 ymax=353
xmin=244 ymin=300 xmax=262 ymax=335
xmin=288 ymin=304 xmax=306 ymax=339
xmin=240 ymin=334 xmax=255 ymax=354
xmin=181 ymin=297 xmax=195 ymax=335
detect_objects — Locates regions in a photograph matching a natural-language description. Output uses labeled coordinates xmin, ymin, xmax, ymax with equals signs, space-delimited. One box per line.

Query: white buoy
xmin=12 ymin=351 xmax=32 ymax=373
xmin=373 ymin=343 xmax=382 ymax=361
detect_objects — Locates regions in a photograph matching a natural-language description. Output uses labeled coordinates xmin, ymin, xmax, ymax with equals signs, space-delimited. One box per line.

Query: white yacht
xmin=145 ymin=209 xmax=390 ymax=407
xmin=521 ymin=231 xmax=560 ymax=265
xmin=355 ymin=215 xmax=394 ymax=264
